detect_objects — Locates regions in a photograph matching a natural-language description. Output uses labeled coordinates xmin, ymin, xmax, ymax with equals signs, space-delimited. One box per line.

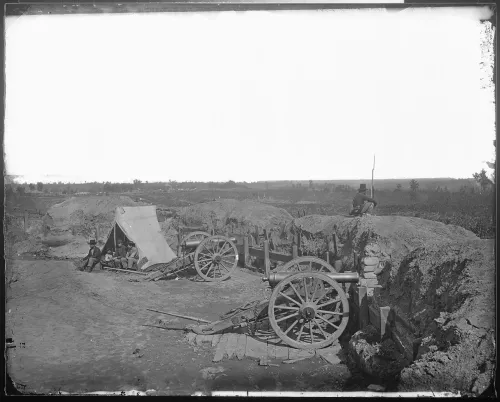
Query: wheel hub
xmin=213 ymin=254 xmax=222 ymax=263
xmin=299 ymin=303 xmax=317 ymax=321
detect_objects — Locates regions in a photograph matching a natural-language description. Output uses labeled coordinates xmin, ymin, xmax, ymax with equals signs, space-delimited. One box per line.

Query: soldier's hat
xmin=129 ymin=241 xmax=135 ymax=246
xmin=89 ymin=239 xmax=96 ymax=245
xmin=358 ymin=184 xmax=367 ymax=192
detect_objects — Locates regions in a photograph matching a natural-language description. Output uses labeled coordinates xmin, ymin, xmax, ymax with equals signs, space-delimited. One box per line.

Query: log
xmin=102 ymin=267 xmax=147 ymax=276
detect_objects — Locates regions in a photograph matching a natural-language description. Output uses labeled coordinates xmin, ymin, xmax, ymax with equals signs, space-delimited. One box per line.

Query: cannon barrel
xmin=263 ymin=271 xmax=359 ymax=286
xmin=184 ymin=237 xmax=237 ymax=249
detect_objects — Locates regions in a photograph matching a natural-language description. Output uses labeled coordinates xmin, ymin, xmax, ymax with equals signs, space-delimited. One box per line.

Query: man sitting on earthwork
xmin=81 ymin=239 xmax=102 ymax=272
xmin=113 ymin=239 xmax=128 ymax=268
xmin=126 ymin=242 xmax=139 ymax=270
xmin=350 ymin=184 xmax=378 ymax=216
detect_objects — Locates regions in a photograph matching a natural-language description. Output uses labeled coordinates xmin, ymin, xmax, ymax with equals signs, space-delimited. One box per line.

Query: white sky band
xmin=5 ymin=7 xmax=495 ymax=183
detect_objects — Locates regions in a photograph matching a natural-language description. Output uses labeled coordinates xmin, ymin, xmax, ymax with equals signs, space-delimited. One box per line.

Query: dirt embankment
xmin=178 ymin=199 xmax=293 ymax=232
xmin=292 ymin=214 xmax=495 ymax=395
xmin=5 ymin=195 xmax=148 ymax=259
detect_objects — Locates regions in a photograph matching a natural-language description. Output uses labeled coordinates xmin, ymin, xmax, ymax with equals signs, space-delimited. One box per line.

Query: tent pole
xmin=114 ymin=223 xmax=117 ymax=251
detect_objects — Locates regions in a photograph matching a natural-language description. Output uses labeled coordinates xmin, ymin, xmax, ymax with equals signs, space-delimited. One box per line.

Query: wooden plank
xmin=235 ymin=334 xmax=247 ymax=360
xmin=213 ymin=333 xmax=230 ymax=362
xmin=263 ymin=240 xmax=270 ymax=276
xmin=292 ymin=245 xmax=298 ymax=259
xmin=249 ymin=248 xmax=265 ymax=259
xmin=267 ymin=341 xmax=277 ymax=360
xmin=288 ymin=348 xmax=314 ymax=360
xmin=243 ymin=236 xmax=249 ymax=266
xmin=211 ymin=334 xmax=222 ymax=347
xmin=245 ymin=336 xmax=268 ymax=360
xmin=274 ymin=343 xmax=290 ymax=360
xmin=224 ymin=333 xmax=239 ymax=359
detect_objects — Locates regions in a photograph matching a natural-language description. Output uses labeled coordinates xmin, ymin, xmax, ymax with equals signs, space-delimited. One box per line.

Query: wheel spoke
xmin=197 ymin=258 xmax=212 ymax=264
xmin=220 ymin=256 xmax=235 ymax=264
xmin=200 ymin=261 xmax=212 ymax=271
xmin=317 ymin=297 xmax=340 ymax=309
xmin=278 ymin=292 xmax=302 ymax=307
xmin=275 ymin=311 xmax=298 ymax=323
xmin=312 ymin=319 xmax=329 ymax=340
xmin=303 ymin=277 xmax=309 ymax=302
xmin=274 ymin=304 xmax=300 ymax=311
xmin=205 ymin=263 xmax=215 ymax=277
xmin=284 ymin=319 xmax=299 ymax=335
xmin=221 ymin=247 xmax=235 ymax=256
xmin=218 ymin=241 xmax=229 ymax=254
xmin=309 ymin=321 xmax=314 ymax=343
xmin=199 ymin=252 xmax=213 ymax=258
xmin=316 ymin=313 xmax=340 ymax=330
xmin=289 ymin=282 xmax=305 ymax=304
xmin=310 ymin=278 xmax=320 ymax=302
xmin=297 ymin=322 xmax=305 ymax=341
xmin=219 ymin=261 xmax=231 ymax=272
xmin=317 ymin=310 xmax=343 ymax=315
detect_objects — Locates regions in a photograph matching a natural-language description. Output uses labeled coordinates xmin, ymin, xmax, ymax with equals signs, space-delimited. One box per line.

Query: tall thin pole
xmin=113 ymin=223 xmax=117 ymax=251
xmin=371 ymin=154 xmax=376 ymax=198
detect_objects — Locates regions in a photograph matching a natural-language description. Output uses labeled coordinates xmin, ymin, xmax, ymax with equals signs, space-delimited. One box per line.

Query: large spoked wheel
xmin=194 ymin=235 xmax=239 ymax=282
xmin=279 ymin=256 xmax=337 ymax=274
xmin=268 ymin=271 xmax=349 ymax=349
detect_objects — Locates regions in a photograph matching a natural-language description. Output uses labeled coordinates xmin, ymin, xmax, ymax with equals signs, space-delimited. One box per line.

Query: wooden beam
xmin=263 ymin=240 xmax=271 ymax=278
xmin=243 ymin=236 xmax=249 ymax=267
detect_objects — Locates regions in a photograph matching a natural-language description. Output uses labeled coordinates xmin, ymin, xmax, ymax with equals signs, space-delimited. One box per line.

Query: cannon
xmin=146 ymin=229 xmax=239 ymax=282
xmin=152 ymin=256 xmax=359 ymax=350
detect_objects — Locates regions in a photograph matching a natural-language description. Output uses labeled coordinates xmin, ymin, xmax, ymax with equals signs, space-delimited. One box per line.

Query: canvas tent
xmin=103 ymin=206 xmax=177 ymax=271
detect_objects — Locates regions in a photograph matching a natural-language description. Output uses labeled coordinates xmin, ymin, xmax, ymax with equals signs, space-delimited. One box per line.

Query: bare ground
xmin=5 ymin=258 xmax=357 ymax=395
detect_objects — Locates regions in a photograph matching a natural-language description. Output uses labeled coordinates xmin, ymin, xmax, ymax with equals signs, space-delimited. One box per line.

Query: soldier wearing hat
xmin=126 ymin=241 xmax=139 ymax=270
xmin=350 ymin=184 xmax=377 ymax=216
xmin=81 ymin=239 xmax=102 ymax=272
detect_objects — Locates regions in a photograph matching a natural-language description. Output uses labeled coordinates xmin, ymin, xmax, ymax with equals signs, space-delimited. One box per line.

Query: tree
xmin=37 ymin=182 xmax=43 ymax=192
xmin=29 ymin=183 xmax=35 ymax=191
xmin=133 ymin=179 xmax=142 ymax=189
xmin=409 ymin=179 xmax=419 ymax=192
xmin=16 ymin=185 xmax=25 ymax=195
xmin=472 ymin=169 xmax=492 ymax=193
xmin=309 ymin=180 xmax=313 ymax=188
xmin=395 ymin=184 xmax=402 ymax=191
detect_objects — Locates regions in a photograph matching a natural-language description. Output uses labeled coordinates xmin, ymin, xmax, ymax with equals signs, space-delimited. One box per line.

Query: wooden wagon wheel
xmin=268 ymin=271 xmax=349 ymax=350
xmin=279 ymin=256 xmax=337 ymax=273
xmin=194 ymin=235 xmax=239 ymax=282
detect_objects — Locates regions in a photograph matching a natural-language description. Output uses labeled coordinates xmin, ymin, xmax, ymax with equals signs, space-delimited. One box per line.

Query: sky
xmin=4 ymin=7 xmax=496 ymax=183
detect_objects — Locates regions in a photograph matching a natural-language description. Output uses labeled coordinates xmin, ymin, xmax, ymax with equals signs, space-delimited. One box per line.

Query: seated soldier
xmin=126 ymin=242 xmax=139 ymax=270
xmin=81 ymin=239 xmax=102 ymax=272
xmin=101 ymin=250 xmax=114 ymax=268
xmin=113 ymin=239 xmax=127 ymax=268
xmin=350 ymin=184 xmax=378 ymax=216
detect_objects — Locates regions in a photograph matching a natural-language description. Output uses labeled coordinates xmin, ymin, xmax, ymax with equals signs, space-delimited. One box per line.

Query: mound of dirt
xmin=293 ymin=214 xmax=494 ymax=395
xmin=178 ymin=199 xmax=293 ymax=231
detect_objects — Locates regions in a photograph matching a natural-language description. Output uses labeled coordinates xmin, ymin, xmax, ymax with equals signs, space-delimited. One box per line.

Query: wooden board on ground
xmin=245 ymin=336 xmax=268 ymax=360
xmin=212 ymin=333 xmax=230 ymax=362
xmin=224 ymin=333 xmax=239 ymax=359
xmin=235 ymin=334 xmax=247 ymax=360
